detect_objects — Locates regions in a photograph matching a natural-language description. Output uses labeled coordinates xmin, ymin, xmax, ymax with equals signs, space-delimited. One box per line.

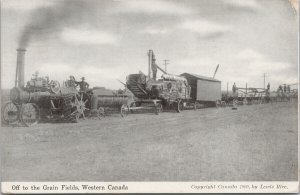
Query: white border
xmin=1 ymin=182 xmax=299 ymax=193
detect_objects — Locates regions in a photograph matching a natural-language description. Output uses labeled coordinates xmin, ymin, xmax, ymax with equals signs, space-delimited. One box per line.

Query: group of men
xmin=68 ymin=76 xmax=90 ymax=91
xmin=278 ymin=84 xmax=291 ymax=93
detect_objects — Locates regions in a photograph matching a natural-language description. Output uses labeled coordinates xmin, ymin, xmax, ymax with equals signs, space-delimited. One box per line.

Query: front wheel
xmin=175 ymin=100 xmax=184 ymax=113
xmin=120 ymin=104 xmax=129 ymax=117
xmin=243 ymin=98 xmax=248 ymax=105
xmin=155 ymin=103 xmax=163 ymax=115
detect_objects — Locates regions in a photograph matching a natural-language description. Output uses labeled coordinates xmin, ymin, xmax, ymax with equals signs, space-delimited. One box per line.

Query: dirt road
xmin=1 ymin=102 xmax=298 ymax=181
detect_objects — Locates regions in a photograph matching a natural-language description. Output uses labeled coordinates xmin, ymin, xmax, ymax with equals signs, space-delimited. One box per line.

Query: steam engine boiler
xmin=1 ymin=49 xmax=91 ymax=126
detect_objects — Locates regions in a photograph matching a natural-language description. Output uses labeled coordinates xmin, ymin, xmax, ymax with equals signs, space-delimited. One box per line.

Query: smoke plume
xmin=18 ymin=0 xmax=110 ymax=48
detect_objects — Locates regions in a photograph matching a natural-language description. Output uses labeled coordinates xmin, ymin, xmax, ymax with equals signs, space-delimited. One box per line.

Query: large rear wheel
xmin=20 ymin=103 xmax=40 ymax=127
xmin=1 ymin=101 xmax=20 ymax=125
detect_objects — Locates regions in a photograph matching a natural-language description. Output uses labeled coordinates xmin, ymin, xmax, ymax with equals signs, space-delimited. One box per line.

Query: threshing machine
xmin=120 ymin=50 xmax=194 ymax=116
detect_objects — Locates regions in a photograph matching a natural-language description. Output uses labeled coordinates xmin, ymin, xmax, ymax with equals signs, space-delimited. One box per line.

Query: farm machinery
xmin=274 ymin=83 xmax=298 ymax=102
xmin=120 ymin=50 xmax=192 ymax=116
xmin=1 ymin=49 xmax=92 ymax=126
xmin=221 ymin=83 xmax=271 ymax=107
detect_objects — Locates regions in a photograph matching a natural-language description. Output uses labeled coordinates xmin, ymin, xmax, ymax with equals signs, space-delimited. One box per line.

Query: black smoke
xmin=18 ymin=0 xmax=113 ymax=48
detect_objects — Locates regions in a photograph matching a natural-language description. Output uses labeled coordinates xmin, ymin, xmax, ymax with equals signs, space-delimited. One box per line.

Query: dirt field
xmin=1 ymin=102 xmax=298 ymax=181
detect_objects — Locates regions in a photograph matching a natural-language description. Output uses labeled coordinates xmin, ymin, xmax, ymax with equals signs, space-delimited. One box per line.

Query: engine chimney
xmin=15 ymin=48 xmax=26 ymax=88
xmin=148 ymin=49 xmax=153 ymax=78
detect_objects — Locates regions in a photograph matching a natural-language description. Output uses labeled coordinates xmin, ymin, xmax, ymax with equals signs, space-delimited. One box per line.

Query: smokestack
xmin=16 ymin=48 xmax=26 ymax=88
xmin=148 ymin=50 xmax=153 ymax=78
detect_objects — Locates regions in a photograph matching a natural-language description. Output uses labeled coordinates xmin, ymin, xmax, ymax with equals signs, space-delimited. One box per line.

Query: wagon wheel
xmin=175 ymin=100 xmax=184 ymax=113
xmin=20 ymin=103 xmax=40 ymax=127
xmin=233 ymin=99 xmax=238 ymax=107
xmin=258 ymin=97 xmax=263 ymax=104
xmin=129 ymin=102 xmax=136 ymax=113
xmin=215 ymin=100 xmax=221 ymax=108
xmin=98 ymin=107 xmax=105 ymax=118
xmin=70 ymin=92 xmax=91 ymax=120
xmin=120 ymin=104 xmax=129 ymax=117
xmin=194 ymin=102 xmax=200 ymax=110
xmin=1 ymin=101 xmax=20 ymax=125
xmin=155 ymin=103 xmax=163 ymax=115
xmin=49 ymin=80 xmax=60 ymax=94
xmin=243 ymin=98 xmax=248 ymax=105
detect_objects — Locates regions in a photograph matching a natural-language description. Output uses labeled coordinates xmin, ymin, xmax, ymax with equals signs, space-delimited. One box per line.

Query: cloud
xmin=60 ymin=28 xmax=117 ymax=45
xmin=176 ymin=56 xmax=218 ymax=77
xmin=140 ymin=26 xmax=169 ymax=35
xmin=236 ymin=48 xmax=263 ymax=61
xmin=234 ymin=48 xmax=295 ymax=80
xmin=113 ymin=0 xmax=192 ymax=15
xmin=179 ymin=19 xmax=229 ymax=37
xmin=2 ymin=0 xmax=55 ymax=11
xmin=225 ymin=0 xmax=261 ymax=10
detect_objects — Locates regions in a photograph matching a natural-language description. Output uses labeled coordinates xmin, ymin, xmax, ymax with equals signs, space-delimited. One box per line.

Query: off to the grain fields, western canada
xmin=1 ymin=0 xmax=299 ymax=193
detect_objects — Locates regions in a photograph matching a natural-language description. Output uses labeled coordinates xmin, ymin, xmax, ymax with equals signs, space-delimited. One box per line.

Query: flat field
xmin=1 ymin=102 xmax=298 ymax=181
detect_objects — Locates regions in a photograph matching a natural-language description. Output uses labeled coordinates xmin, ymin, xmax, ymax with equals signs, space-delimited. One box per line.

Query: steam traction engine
xmin=1 ymin=49 xmax=91 ymax=126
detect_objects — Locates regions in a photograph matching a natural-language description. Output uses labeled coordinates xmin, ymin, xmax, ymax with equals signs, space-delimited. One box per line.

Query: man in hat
xmin=232 ymin=83 xmax=238 ymax=110
xmin=75 ymin=77 xmax=89 ymax=91
xmin=232 ymin=82 xmax=237 ymax=98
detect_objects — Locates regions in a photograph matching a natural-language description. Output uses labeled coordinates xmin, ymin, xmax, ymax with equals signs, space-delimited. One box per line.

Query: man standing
xmin=287 ymin=85 xmax=291 ymax=93
xmin=267 ymin=82 xmax=270 ymax=90
xmin=232 ymin=83 xmax=238 ymax=110
xmin=75 ymin=77 xmax=89 ymax=91
xmin=232 ymin=83 xmax=237 ymax=97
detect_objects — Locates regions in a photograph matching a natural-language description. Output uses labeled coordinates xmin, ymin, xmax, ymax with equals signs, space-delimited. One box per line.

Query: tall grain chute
xmin=15 ymin=48 xmax=26 ymax=88
xmin=148 ymin=50 xmax=153 ymax=79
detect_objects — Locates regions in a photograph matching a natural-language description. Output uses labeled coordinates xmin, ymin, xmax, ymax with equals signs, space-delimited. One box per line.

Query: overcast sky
xmin=1 ymin=0 xmax=298 ymax=90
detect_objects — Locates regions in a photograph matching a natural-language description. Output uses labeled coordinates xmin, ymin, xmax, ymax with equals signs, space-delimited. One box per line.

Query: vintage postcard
xmin=1 ymin=0 xmax=299 ymax=193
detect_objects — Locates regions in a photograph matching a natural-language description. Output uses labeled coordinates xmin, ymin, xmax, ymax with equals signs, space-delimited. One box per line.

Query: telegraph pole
xmin=163 ymin=60 xmax=169 ymax=73
xmin=263 ymin=73 xmax=268 ymax=89
xmin=227 ymin=82 xmax=228 ymax=95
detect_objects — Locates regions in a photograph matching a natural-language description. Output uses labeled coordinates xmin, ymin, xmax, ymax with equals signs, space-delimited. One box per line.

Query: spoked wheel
xmin=20 ymin=103 xmax=40 ymax=127
xmin=120 ymin=104 xmax=129 ymax=117
xmin=232 ymin=99 xmax=238 ymax=110
xmin=194 ymin=102 xmax=200 ymax=110
xmin=243 ymin=98 xmax=248 ymax=105
xmin=97 ymin=107 xmax=105 ymax=118
xmin=1 ymin=101 xmax=20 ymax=125
xmin=155 ymin=103 xmax=163 ymax=115
xmin=70 ymin=92 xmax=91 ymax=121
xmin=129 ymin=102 xmax=136 ymax=114
xmin=175 ymin=100 xmax=184 ymax=113
xmin=49 ymin=80 xmax=61 ymax=94
xmin=215 ymin=100 xmax=221 ymax=108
